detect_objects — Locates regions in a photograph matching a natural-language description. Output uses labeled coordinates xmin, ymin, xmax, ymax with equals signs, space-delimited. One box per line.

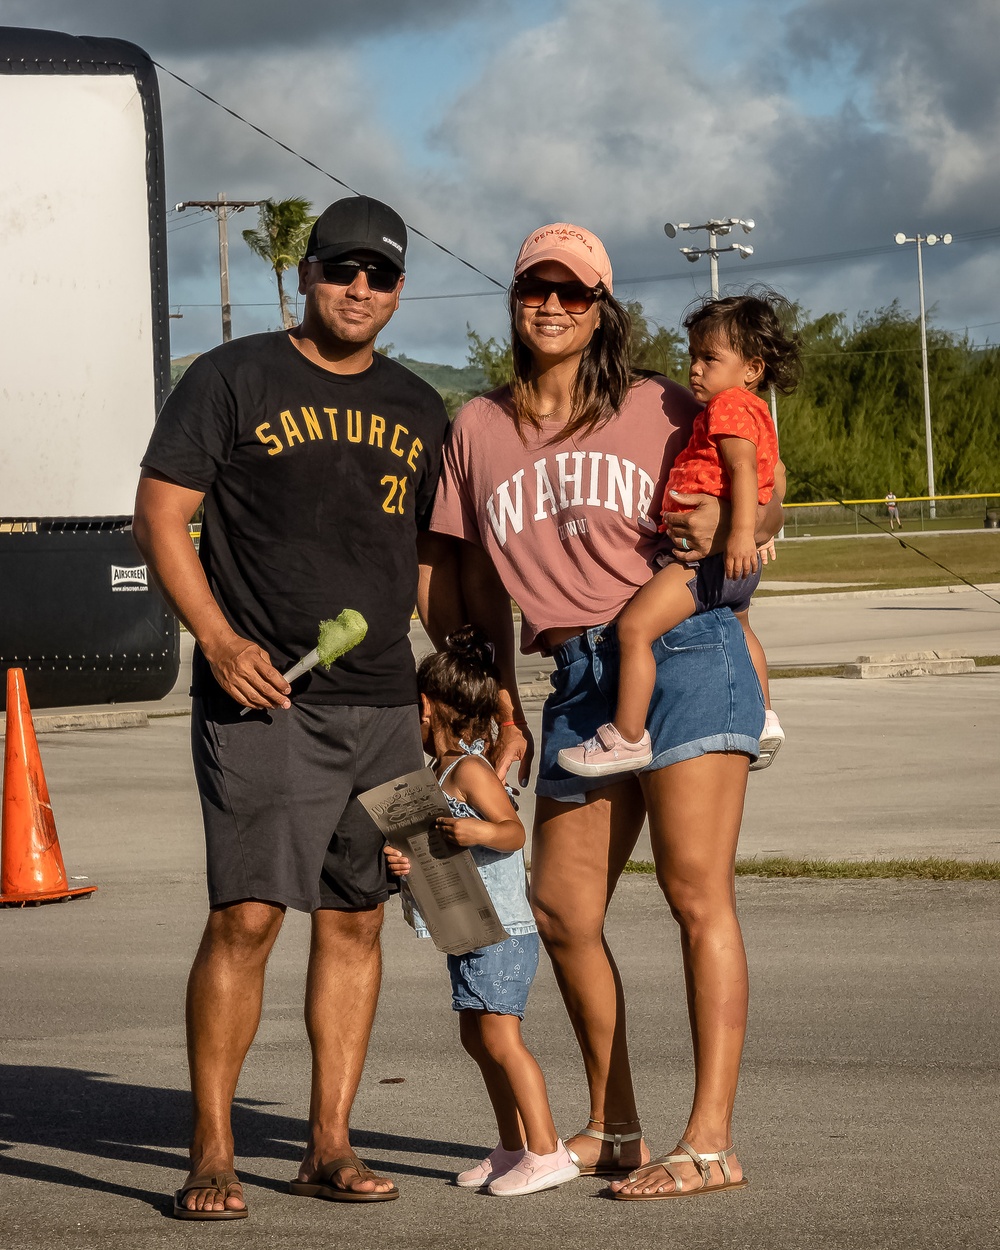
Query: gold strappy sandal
xmin=566 ymin=1119 xmax=644 ymax=1176
xmin=613 ymin=1139 xmax=748 ymax=1201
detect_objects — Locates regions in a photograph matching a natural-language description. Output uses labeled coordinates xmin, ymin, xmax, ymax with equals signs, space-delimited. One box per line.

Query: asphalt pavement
xmin=1 ymin=584 xmax=998 ymax=1248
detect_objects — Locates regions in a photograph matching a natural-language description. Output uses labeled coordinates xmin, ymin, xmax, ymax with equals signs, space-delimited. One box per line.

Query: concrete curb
xmin=757 ymin=581 xmax=1000 ymax=604
xmin=0 ymin=709 xmax=149 ymax=736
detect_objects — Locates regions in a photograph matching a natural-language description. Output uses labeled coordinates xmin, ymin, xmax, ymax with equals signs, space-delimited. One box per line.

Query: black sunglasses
xmin=314 ymin=259 xmax=401 ymax=293
xmin=513 ymin=275 xmax=603 ymax=314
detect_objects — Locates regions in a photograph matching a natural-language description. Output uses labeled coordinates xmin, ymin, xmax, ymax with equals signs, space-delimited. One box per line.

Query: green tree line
xmin=462 ymin=299 xmax=1000 ymax=500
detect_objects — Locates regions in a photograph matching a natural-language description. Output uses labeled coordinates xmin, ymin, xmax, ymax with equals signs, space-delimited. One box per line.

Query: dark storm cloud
xmin=786 ymin=0 xmax=1000 ymax=134
xmin=0 ymin=0 xmax=470 ymax=54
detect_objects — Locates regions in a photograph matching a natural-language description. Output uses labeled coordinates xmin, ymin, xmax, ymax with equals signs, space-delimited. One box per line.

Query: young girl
xmin=558 ymin=290 xmax=801 ymax=778
xmin=384 ymin=626 xmax=579 ymax=1197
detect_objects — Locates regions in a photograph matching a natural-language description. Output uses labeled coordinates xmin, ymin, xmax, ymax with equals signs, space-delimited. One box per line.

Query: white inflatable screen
xmin=0 ymin=73 xmax=155 ymax=517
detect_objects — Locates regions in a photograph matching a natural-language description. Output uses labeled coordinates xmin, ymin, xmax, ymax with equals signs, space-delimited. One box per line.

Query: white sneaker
xmin=455 ymin=1143 xmax=525 ymax=1188
xmin=487 ymin=1140 xmax=580 ymax=1196
xmin=751 ymin=710 xmax=784 ymax=771
xmin=558 ymin=724 xmax=653 ymax=777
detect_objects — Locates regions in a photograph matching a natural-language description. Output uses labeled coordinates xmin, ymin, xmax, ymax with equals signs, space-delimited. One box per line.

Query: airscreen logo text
xmin=111 ymin=565 xmax=149 ymax=592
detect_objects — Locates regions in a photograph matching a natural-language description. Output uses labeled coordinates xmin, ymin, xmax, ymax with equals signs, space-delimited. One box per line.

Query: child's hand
xmin=383 ymin=844 xmax=411 ymax=877
xmin=725 ymin=534 xmax=760 ymax=581
xmin=434 ymin=815 xmax=482 ymax=848
xmin=757 ymin=538 xmax=777 ymax=565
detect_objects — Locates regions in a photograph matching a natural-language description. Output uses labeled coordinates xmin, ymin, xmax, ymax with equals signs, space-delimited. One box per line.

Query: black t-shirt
xmin=142 ymin=332 xmax=450 ymax=705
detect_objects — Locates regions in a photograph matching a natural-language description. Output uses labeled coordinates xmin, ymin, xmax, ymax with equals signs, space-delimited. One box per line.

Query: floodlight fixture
xmin=664 ymin=214 xmax=758 ymax=296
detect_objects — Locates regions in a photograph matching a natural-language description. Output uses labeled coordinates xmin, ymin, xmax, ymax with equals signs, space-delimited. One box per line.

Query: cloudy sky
xmin=4 ymin=0 xmax=999 ymax=365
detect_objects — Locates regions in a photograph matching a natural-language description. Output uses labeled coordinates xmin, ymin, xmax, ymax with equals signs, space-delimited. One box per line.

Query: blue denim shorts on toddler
xmin=537 ymin=608 xmax=764 ymax=804
xmin=447 ymin=932 xmax=540 ymax=1017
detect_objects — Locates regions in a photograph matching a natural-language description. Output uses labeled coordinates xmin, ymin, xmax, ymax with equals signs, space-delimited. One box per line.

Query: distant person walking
xmin=885 ymin=492 xmax=902 ymax=529
xmin=134 ymin=196 xmax=449 ymax=1218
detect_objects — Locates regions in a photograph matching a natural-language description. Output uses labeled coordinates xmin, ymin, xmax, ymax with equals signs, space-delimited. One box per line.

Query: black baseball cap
xmin=305 ymin=196 xmax=407 ymax=271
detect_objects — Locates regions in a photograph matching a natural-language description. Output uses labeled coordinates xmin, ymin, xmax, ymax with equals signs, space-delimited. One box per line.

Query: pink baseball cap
xmin=513 ymin=222 xmax=613 ymax=293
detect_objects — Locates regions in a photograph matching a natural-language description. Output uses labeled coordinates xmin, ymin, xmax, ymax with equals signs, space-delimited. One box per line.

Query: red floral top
xmin=664 ymin=387 xmax=777 ymax=510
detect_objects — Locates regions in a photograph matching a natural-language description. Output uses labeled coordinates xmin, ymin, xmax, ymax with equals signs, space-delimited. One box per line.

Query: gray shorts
xmin=191 ymin=696 xmax=424 ymax=913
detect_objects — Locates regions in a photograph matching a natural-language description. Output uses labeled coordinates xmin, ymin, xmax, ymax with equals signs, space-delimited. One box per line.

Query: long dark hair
xmin=684 ymin=287 xmax=802 ymax=394
xmin=417 ymin=625 xmax=500 ymax=744
xmin=507 ymin=284 xmax=634 ymax=440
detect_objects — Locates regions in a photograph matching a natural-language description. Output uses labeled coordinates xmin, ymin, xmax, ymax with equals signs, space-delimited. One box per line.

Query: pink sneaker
xmin=487 ymin=1140 xmax=580 ymax=1196
xmin=558 ymin=724 xmax=653 ymax=777
xmin=455 ymin=1144 xmax=525 ymax=1188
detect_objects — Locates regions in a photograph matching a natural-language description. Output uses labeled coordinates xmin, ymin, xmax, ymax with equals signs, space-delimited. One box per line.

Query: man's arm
xmin=132 ymin=470 xmax=291 ymax=709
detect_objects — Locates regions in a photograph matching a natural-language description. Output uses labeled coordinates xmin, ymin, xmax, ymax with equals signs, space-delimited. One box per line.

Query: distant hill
xmin=170 ymin=353 xmax=200 ymax=387
xmin=394 ymin=354 xmax=487 ymax=397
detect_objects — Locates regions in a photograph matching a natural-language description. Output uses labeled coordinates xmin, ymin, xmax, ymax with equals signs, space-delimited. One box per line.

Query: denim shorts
xmin=537 ymin=609 xmax=764 ymax=804
xmin=446 ymin=932 xmax=540 ymax=1017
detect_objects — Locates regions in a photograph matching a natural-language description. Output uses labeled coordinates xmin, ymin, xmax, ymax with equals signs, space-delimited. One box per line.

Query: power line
xmin=153 ymin=60 xmax=506 ymax=291
xmin=153 ymin=60 xmax=1000 ymax=318
xmin=793 ymin=470 xmax=1000 ymax=608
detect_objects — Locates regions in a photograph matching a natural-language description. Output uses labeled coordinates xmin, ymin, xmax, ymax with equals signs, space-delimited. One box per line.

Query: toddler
xmin=385 ymin=626 xmax=579 ymax=1196
xmin=558 ymin=290 xmax=801 ymax=778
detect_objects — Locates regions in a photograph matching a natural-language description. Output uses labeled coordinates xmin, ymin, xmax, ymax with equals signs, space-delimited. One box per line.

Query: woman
xmin=421 ymin=223 xmax=783 ymax=1200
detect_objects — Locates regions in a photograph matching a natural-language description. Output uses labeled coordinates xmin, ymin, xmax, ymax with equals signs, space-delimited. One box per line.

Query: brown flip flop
xmin=289 ymin=1154 xmax=399 ymax=1203
xmin=172 ymin=1170 xmax=249 ymax=1220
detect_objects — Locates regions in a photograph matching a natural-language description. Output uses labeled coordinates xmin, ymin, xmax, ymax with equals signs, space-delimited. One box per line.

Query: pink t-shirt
xmin=430 ymin=377 xmax=698 ymax=652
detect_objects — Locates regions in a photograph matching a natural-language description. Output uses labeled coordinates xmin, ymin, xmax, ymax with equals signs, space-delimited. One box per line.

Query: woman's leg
xmin=734 ymin=607 xmax=770 ymax=709
xmin=530 ymin=781 xmax=649 ymax=1171
xmin=458 ymin=1011 xmax=525 ymax=1152
xmin=614 ymin=565 xmax=697 ymax=741
xmin=612 ymin=752 xmax=750 ymax=1195
xmin=471 ymin=1012 xmax=559 ymax=1155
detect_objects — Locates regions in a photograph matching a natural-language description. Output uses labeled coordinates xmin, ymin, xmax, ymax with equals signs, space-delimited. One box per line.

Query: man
xmin=885 ymin=491 xmax=902 ymax=529
xmin=133 ymin=196 xmax=450 ymax=1217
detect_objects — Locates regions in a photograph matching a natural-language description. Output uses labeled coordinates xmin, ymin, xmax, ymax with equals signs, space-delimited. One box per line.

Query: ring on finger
xmin=680 ymin=537 xmax=690 ymax=551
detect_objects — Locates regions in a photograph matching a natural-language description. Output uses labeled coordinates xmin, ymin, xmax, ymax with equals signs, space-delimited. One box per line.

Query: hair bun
xmin=444 ymin=625 xmax=496 ymax=670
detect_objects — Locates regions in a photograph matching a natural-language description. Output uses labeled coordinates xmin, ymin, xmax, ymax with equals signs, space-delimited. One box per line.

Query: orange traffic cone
xmin=1 ymin=668 xmax=97 ymax=907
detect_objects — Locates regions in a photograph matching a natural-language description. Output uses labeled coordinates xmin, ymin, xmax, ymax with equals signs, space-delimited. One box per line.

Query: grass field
xmin=758 ymin=531 xmax=1000 ymax=594
xmin=624 ymin=857 xmax=1000 ymax=881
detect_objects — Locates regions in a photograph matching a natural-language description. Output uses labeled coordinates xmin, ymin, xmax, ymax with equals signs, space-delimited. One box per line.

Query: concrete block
xmin=843 ymin=657 xmax=976 ymax=679
xmin=855 ymin=649 xmax=969 ymax=663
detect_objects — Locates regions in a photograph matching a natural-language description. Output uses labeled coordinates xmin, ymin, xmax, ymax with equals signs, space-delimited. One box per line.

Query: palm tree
xmin=242 ymin=197 xmax=315 ymax=329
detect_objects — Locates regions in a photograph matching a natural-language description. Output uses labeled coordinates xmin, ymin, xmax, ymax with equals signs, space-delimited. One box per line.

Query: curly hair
xmin=683 ymin=286 xmax=802 ymax=394
xmin=417 ymin=625 xmax=501 ymax=744
xmin=507 ymin=284 xmax=634 ymax=440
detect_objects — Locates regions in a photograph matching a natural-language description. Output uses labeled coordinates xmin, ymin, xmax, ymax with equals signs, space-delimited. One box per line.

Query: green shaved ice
xmin=317 ymin=610 xmax=368 ymax=669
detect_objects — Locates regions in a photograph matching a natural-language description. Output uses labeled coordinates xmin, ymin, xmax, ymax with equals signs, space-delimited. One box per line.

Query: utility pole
xmin=175 ymin=195 xmax=264 ymax=342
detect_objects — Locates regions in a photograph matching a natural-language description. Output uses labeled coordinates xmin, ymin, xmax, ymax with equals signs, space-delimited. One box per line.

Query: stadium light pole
xmin=894 ymin=230 xmax=953 ymax=520
xmin=662 ymin=217 xmax=785 ymax=535
xmin=664 ymin=217 xmax=755 ymax=298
